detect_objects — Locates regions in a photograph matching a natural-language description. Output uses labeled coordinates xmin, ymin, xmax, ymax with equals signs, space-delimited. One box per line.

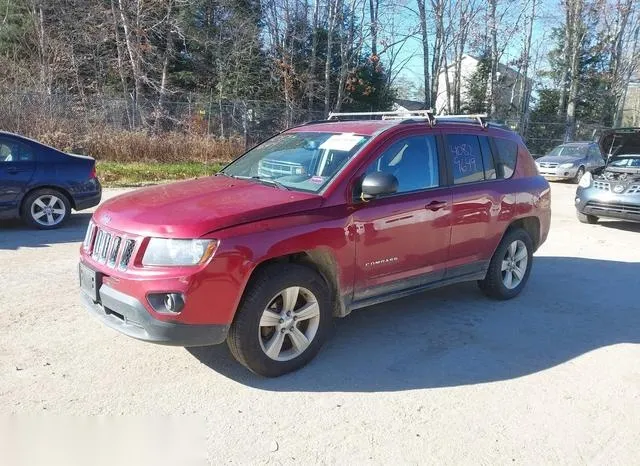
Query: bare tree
xmin=564 ymin=0 xmax=586 ymax=141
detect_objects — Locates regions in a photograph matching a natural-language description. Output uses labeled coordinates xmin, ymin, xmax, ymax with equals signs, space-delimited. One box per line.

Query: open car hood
xmin=599 ymin=128 xmax=640 ymax=158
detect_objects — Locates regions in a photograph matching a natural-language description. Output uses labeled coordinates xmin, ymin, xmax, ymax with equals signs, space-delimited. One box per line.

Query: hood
xmin=536 ymin=155 xmax=584 ymax=164
xmin=95 ymin=176 xmax=323 ymax=237
xmin=599 ymin=128 xmax=640 ymax=159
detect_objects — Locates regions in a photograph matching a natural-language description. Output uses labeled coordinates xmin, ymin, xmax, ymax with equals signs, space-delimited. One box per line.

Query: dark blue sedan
xmin=0 ymin=131 xmax=101 ymax=229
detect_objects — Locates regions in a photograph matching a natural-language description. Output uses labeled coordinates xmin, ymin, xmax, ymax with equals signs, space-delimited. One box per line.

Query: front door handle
xmin=425 ymin=200 xmax=447 ymax=211
xmin=6 ymin=167 xmax=19 ymax=175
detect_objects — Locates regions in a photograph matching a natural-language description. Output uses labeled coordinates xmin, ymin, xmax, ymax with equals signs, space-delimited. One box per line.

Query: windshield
xmin=608 ymin=156 xmax=640 ymax=168
xmin=221 ymin=131 xmax=370 ymax=193
xmin=547 ymin=145 xmax=588 ymax=158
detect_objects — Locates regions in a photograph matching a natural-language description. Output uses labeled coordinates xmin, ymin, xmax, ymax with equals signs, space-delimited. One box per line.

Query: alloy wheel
xmin=30 ymin=195 xmax=66 ymax=227
xmin=501 ymin=240 xmax=528 ymax=290
xmin=258 ymin=286 xmax=321 ymax=361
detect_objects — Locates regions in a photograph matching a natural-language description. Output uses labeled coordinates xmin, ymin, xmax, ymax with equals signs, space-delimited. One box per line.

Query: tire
xmin=573 ymin=166 xmax=585 ymax=184
xmin=478 ymin=228 xmax=534 ymax=300
xmin=21 ymin=189 xmax=71 ymax=229
xmin=227 ymin=264 xmax=332 ymax=377
xmin=577 ymin=211 xmax=598 ymax=224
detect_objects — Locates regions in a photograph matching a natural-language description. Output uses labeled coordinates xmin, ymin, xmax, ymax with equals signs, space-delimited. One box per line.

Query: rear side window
xmin=446 ymin=134 xmax=485 ymax=184
xmin=492 ymin=137 xmax=518 ymax=179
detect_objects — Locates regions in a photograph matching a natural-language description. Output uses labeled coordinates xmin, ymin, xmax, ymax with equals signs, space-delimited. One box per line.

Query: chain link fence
xmin=500 ymin=119 xmax=610 ymax=157
xmin=0 ymin=92 xmax=612 ymax=160
xmin=0 ymin=92 xmax=326 ymax=149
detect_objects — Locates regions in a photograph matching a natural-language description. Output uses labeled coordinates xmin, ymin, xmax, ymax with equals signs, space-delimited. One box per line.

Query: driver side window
xmin=365 ymin=135 xmax=440 ymax=194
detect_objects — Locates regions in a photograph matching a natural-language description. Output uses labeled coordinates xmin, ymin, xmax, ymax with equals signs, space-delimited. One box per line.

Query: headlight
xmin=559 ymin=162 xmax=575 ymax=168
xmin=142 ymin=238 xmax=218 ymax=266
xmin=578 ymin=171 xmax=592 ymax=188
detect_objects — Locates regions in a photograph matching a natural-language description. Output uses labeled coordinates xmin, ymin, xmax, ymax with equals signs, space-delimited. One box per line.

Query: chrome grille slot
xmin=92 ymin=229 xmax=105 ymax=260
xmin=627 ymin=185 xmax=640 ymax=194
xmin=99 ymin=233 xmax=112 ymax=262
xmin=83 ymin=222 xmax=96 ymax=250
xmin=119 ymin=239 xmax=136 ymax=270
xmin=108 ymin=236 xmax=122 ymax=267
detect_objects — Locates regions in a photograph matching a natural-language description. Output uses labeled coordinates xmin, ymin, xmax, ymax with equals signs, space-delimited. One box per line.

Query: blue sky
xmin=386 ymin=0 xmax=561 ymax=96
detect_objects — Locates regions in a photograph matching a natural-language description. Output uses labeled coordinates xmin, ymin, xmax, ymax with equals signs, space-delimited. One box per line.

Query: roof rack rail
xmin=434 ymin=114 xmax=489 ymax=129
xmin=326 ymin=110 xmax=489 ymax=129
xmin=328 ymin=109 xmax=435 ymax=120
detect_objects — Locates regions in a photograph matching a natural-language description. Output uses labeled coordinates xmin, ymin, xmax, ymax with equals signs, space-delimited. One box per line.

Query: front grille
xmin=539 ymin=162 xmax=558 ymax=168
xmin=627 ymin=184 xmax=640 ymax=194
xmin=258 ymin=160 xmax=303 ymax=177
xmin=593 ymin=181 xmax=611 ymax=191
xmin=86 ymin=224 xmax=137 ymax=270
xmin=586 ymin=201 xmax=640 ymax=215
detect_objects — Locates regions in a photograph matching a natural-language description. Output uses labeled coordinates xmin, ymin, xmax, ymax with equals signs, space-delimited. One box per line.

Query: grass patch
xmin=98 ymin=161 xmax=224 ymax=187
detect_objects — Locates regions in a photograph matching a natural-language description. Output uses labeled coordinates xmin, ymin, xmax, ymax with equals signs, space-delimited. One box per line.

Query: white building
xmin=435 ymin=54 xmax=532 ymax=116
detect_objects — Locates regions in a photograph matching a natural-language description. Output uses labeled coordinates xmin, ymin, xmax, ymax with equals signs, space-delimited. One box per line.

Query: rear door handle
xmin=425 ymin=200 xmax=447 ymax=211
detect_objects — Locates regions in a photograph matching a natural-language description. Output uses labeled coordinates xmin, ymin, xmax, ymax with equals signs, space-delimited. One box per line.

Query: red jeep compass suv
xmin=79 ymin=112 xmax=551 ymax=376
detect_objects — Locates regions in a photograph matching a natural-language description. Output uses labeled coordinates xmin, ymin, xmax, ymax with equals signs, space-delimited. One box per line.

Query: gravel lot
xmin=1 ymin=182 xmax=639 ymax=465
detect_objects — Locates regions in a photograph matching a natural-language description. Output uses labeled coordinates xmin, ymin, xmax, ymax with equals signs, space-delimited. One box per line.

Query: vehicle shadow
xmin=188 ymin=256 xmax=639 ymax=391
xmin=597 ymin=220 xmax=640 ymax=233
xmin=0 ymin=213 xmax=92 ymax=250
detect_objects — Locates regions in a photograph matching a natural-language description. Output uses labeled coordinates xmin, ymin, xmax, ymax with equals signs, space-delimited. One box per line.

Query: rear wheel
xmin=573 ymin=166 xmax=585 ymax=184
xmin=227 ymin=264 xmax=332 ymax=377
xmin=478 ymin=228 xmax=534 ymax=300
xmin=577 ymin=211 xmax=598 ymax=224
xmin=21 ymin=189 xmax=71 ymax=229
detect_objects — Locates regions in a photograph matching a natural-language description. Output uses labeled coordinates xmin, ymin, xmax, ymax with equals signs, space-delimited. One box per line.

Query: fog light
xmin=575 ymin=197 xmax=580 ymax=204
xmin=148 ymin=293 xmax=185 ymax=314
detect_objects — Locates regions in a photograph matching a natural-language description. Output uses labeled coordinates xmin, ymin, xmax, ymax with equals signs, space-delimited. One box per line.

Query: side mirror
xmin=361 ymin=172 xmax=398 ymax=201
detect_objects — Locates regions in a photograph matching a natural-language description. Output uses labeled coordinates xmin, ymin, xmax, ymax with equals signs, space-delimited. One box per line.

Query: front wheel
xmin=227 ymin=264 xmax=332 ymax=377
xmin=478 ymin=228 xmax=534 ymax=300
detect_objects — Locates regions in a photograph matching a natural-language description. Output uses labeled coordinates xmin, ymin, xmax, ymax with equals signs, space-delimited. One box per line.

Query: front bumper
xmin=81 ymin=284 xmax=229 ymax=347
xmin=575 ymin=186 xmax=640 ymax=222
xmin=537 ymin=165 xmax=580 ymax=181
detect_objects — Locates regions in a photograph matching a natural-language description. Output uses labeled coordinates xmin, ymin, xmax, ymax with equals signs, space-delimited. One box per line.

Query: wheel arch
xmin=504 ymin=216 xmax=541 ymax=251
xmin=240 ymin=248 xmax=346 ymax=318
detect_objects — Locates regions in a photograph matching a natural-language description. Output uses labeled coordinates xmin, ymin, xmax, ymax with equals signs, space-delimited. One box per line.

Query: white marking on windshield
xmin=319 ymin=133 xmax=364 ymax=152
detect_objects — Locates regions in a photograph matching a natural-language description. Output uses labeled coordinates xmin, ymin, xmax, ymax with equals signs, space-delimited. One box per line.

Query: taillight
xmin=89 ymin=164 xmax=97 ymax=179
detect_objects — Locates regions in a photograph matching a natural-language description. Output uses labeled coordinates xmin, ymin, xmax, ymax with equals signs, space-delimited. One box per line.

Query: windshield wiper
xmin=230 ymin=175 xmax=290 ymax=190
xmin=249 ymin=176 xmax=290 ymax=190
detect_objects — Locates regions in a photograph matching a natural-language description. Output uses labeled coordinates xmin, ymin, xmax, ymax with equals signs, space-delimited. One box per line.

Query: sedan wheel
xmin=258 ymin=286 xmax=321 ymax=361
xmin=31 ymin=194 xmax=67 ymax=227
xmin=501 ymin=240 xmax=528 ymax=290
xmin=22 ymin=189 xmax=72 ymax=229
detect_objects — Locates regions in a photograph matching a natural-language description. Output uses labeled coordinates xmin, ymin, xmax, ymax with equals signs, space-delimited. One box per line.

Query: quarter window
xmin=492 ymin=137 xmax=518 ymax=179
xmin=365 ymin=135 xmax=440 ymax=194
